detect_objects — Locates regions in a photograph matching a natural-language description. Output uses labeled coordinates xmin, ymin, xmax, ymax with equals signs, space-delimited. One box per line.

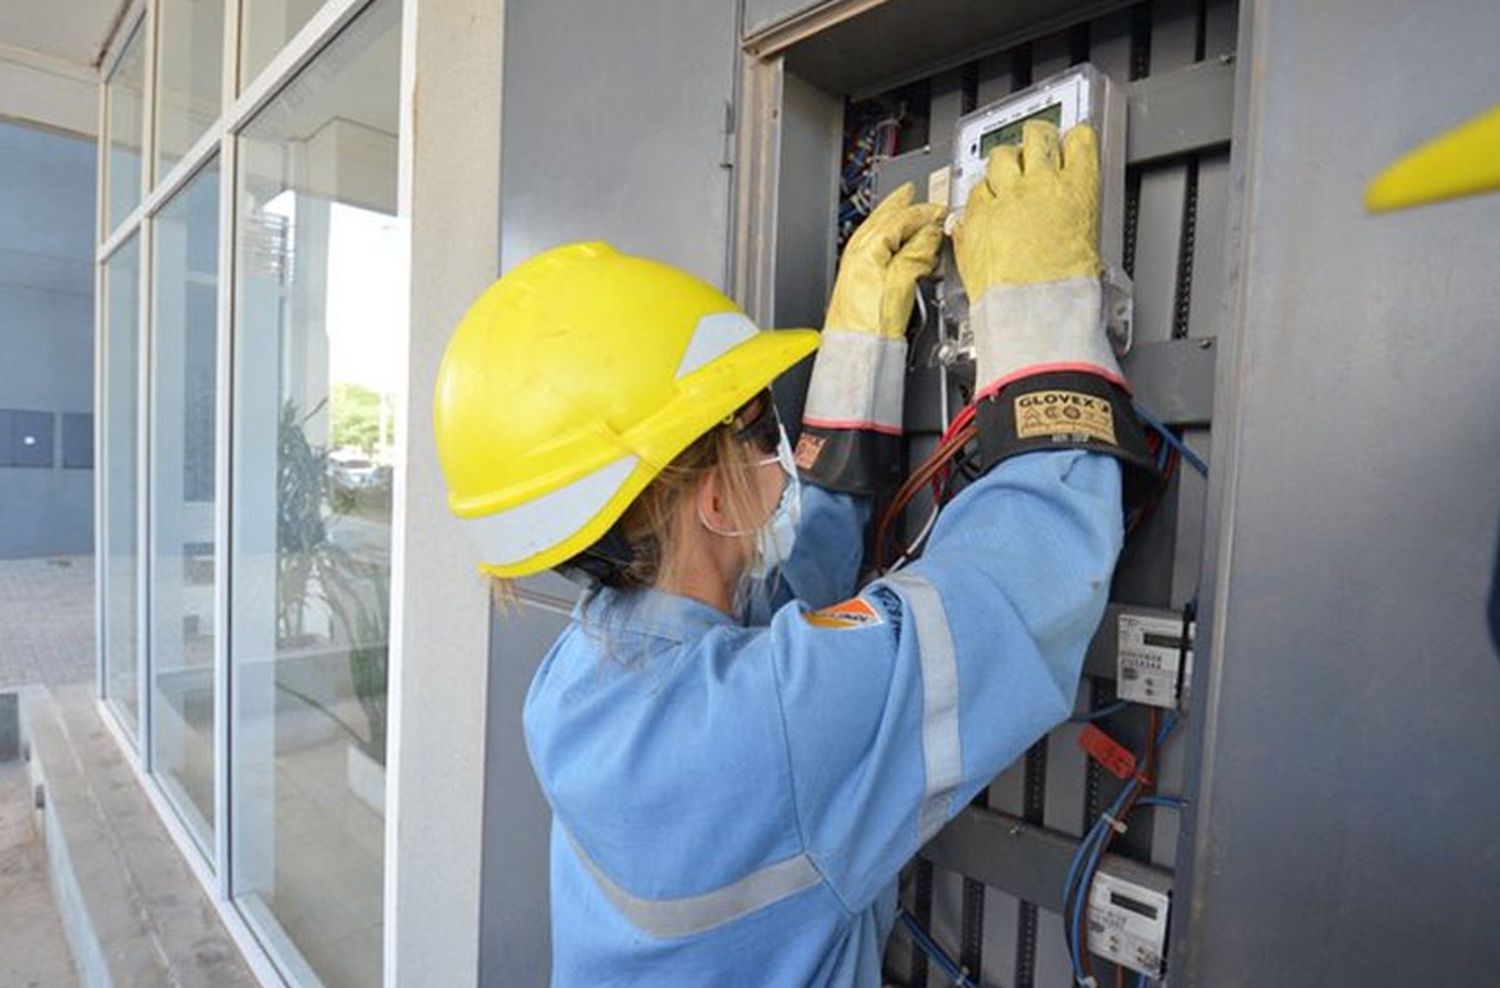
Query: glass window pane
xmin=105 ymin=235 xmax=142 ymax=737
xmin=231 ymin=2 xmax=402 ymax=984
xmin=151 ymin=162 xmax=220 ymax=854
xmin=239 ymin=0 xmax=325 ymax=91
xmin=156 ymin=0 xmax=225 ymax=178
xmin=106 ymin=20 xmax=147 ymax=232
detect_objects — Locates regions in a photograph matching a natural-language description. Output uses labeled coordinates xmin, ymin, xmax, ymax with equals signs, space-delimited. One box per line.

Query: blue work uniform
xmin=524 ymin=450 xmax=1123 ymax=986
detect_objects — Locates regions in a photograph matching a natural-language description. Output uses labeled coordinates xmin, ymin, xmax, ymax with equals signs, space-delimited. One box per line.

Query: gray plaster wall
xmin=0 ymin=120 xmax=96 ymax=559
xmin=482 ymin=1 xmax=742 ymax=983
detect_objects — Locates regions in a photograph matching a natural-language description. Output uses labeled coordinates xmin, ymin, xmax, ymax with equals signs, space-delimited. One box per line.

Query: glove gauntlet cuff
xmin=796 ymin=329 xmax=907 ymax=495
xmin=970 ymin=277 xmax=1125 ymax=399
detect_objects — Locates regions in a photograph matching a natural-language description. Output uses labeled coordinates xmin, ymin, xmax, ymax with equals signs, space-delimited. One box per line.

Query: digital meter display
xmin=978 ymin=102 xmax=1064 ymax=158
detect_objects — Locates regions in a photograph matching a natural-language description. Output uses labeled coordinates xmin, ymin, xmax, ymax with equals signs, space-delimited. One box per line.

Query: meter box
xmin=942 ymin=64 xmax=1132 ymax=360
xmin=1088 ymin=869 xmax=1171 ymax=979
xmin=1116 ymin=611 xmax=1195 ymax=709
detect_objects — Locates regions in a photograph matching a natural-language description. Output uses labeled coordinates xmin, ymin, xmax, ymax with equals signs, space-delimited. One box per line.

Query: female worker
xmin=433 ymin=120 xmax=1155 ymax=985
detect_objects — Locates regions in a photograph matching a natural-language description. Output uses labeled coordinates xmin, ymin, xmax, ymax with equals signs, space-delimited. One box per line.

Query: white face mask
xmin=744 ymin=425 xmax=801 ymax=579
xmin=698 ymin=422 xmax=801 ymax=580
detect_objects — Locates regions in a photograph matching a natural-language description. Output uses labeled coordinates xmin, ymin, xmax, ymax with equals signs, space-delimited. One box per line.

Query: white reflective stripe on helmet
xmin=464 ymin=455 xmax=639 ymax=568
xmin=564 ymin=829 xmax=822 ymax=939
xmin=801 ymin=329 xmax=905 ymax=434
xmin=882 ymin=570 xmax=962 ymax=843
xmin=675 ymin=311 xmax=761 ymax=379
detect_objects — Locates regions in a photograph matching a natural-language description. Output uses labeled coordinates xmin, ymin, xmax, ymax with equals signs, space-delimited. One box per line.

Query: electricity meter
xmin=939 ymin=63 xmax=1132 ymax=365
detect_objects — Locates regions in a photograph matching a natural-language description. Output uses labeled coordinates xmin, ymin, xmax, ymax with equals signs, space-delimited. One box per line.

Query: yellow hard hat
xmin=1366 ymin=103 xmax=1500 ymax=212
xmin=434 ymin=242 xmax=819 ymax=578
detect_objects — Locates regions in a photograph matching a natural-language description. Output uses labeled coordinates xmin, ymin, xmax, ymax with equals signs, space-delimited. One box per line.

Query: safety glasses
xmin=732 ymin=392 xmax=783 ymax=457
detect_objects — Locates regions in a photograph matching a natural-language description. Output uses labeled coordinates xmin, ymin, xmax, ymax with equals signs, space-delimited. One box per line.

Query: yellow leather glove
xmin=824 ymin=183 xmax=946 ymax=339
xmin=798 ymin=183 xmax=944 ymax=492
xmin=952 ymin=120 xmax=1155 ymax=490
xmin=953 ymin=120 xmax=1123 ymax=398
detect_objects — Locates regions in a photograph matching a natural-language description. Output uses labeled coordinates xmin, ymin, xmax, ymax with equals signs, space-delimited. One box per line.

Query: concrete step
xmin=19 ymin=683 xmax=260 ymax=988
xmin=0 ymin=754 xmax=77 ymax=987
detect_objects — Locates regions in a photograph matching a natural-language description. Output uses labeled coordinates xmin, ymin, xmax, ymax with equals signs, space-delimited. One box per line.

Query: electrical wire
xmin=897 ymin=908 xmax=978 ymax=988
xmin=1065 ymin=709 xmax=1180 ymax=986
xmin=1132 ymin=399 xmax=1208 ymax=476
xmin=1069 ymin=699 xmax=1130 ymax=723
xmin=875 ymin=419 xmax=978 ymax=569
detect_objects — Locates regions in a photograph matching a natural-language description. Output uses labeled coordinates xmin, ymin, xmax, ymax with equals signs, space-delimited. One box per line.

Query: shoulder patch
xmin=801 ymin=596 xmax=886 ymax=630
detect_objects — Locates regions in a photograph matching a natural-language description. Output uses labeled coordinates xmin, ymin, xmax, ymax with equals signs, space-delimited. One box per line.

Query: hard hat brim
xmin=471 ymin=327 xmax=820 ymax=579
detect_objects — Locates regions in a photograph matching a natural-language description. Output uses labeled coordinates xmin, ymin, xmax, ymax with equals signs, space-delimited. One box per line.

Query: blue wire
xmin=1133 ymin=399 xmax=1209 ymax=476
xmin=1066 ymin=713 xmax=1183 ymax=984
xmin=897 ymin=908 xmax=977 ymax=988
xmin=1069 ymin=699 xmax=1131 ymax=723
xmin=1135 ymin=972 xmax=1150 ymax=988
xmin=1134 ymin=794 xmax=1188 ymax=810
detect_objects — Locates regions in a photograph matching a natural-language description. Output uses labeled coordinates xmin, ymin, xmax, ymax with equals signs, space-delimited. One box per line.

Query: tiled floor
xmin=0 ymin=555 xmax=94 ymax=689
xmin=0 ymin=552 xmax=387 ymax=988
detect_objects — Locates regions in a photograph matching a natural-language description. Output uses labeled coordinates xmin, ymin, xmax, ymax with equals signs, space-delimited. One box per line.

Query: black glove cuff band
xmin=794 ymin=425 xmax=903 ymax=496
xmin=976 ymin=371 xmax=1161 ymax=509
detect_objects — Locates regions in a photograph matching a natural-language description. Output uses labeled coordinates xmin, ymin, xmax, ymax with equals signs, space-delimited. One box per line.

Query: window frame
xmin=92 ymin=1 xmax=413 ymax=984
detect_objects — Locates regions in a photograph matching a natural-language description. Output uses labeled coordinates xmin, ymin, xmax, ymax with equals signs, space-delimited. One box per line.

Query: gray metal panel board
xmin=1120 ymin=337 xmax=1218 ymax=426
xmin=478 ymin=600 xmax=569 ymax=987
xmin=1176 ymin=0 xmax=1500 ymax=982
xmin=924 ymin=805 xmax=1173 ymax=913
xmin=769 ymin=0 xmax=1137 ymax=97
xmin=1129 ymin=0 xmax=1200 ymax=347
xmin=1127 ymin=58 xmax=1235 ymax=166
xmin=499 ymin=0 xmax=739 ymax=287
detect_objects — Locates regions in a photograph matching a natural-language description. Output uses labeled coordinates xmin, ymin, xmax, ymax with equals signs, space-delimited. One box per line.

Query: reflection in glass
xmin=105 ymin=236 xmax=142 ymax=737
xmin=240 ymin=0 xmax=325 ymax=92
xmin=151 ymin=163 xmax=220 ymax=853
xmin=230 ymin=2 xmax=402 ymax=984
xmin=106 ymin=20 xmax=147 ymax=232
xmin=156 ymin=0 xmax=225 ymax=177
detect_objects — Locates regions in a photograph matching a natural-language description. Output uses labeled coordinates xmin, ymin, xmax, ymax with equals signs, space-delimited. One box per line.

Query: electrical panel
xmin=815 ymin=2 xmax=1234 ymax=983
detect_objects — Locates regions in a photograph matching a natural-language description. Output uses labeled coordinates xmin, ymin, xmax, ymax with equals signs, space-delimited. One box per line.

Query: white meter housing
xmin=1088 ymin=870 xmax=1171 ymax=979
xmin=943 ymin=64 xmax=1132 ymax=356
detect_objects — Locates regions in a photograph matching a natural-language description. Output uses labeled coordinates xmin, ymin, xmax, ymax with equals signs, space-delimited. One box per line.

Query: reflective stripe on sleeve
xmin=564 ymin=830 xmax=822 ymax=939
xmin=883 ymin=570 xmax=963 ymax=844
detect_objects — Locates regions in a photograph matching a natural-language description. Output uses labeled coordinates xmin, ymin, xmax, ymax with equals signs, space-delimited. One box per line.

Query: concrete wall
xmin=0 ymin=119 xmax=96 ymax=559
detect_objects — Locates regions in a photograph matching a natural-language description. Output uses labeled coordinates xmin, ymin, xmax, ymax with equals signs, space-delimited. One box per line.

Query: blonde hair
xmin=490 ymin=417 xmax=769 ymax=601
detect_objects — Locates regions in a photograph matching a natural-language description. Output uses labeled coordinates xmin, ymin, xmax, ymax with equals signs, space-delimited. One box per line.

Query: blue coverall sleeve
xmin=764 ymin=450 xmax=1122 ymax=911
xmin=771 ymin=483 xmax=871 ymax=612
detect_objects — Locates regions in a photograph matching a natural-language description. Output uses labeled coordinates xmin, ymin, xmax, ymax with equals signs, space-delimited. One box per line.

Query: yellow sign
xmin=1014 ymin=390 xmax=1116 ymax=445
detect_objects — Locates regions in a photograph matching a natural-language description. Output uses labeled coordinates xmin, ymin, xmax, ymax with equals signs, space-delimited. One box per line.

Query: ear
xmin=694 ymin=465 xmax=734 ymax=535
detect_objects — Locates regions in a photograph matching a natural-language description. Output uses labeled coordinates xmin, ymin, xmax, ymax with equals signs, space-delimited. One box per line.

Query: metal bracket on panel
xmin=1120 ymin=336 xmax=1217 ymax=427
xmin=922 ymin=804 xmax=1173 ymax=919
xmin=1126 ymin=56 xmax=1236 ymax=165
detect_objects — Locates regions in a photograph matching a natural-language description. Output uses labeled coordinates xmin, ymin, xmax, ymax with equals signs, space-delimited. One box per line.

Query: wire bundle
xmin=897 ymin=908 xmax=979 ymax=988
xmin=1063 ymin=708 xmax=1180 ymax=987
xmin=875 ymin=402 xmax=978 ymax=570
xmin=839 ymin=116 xmax=902 ymax=247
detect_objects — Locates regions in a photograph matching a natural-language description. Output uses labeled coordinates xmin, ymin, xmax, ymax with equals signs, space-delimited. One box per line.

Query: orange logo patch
xmin=794 ymin=433 xmax=826 ymax=471
xmin=801 ymin=597 xmax=885 ymax=630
